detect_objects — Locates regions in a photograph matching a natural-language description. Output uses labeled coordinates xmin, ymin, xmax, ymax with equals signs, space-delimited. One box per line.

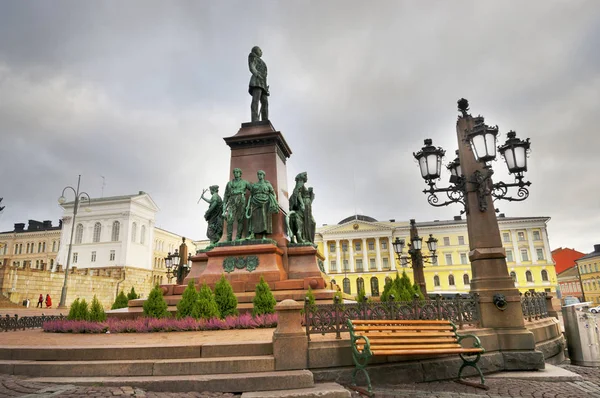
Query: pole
xmin=576 ymin=265 xmax=586 ymax=302
xmin=409 ymin=219 xmax=427 ymax=297
xmin=58 ymin=175 xmax=81 ymax=309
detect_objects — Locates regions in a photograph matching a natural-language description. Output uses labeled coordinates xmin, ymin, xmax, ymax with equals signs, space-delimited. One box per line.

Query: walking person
xmin=45 ymin=294 xmax=52 ymax=309
xmin=36 ymin=294 xmax=43 ymax=308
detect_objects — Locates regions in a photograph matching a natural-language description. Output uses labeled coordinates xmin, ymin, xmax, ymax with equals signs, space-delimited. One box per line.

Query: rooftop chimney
xmin=498 ymin=213 xmax=506 ymax=218
xmin=453 ymin=216 xmax=462 ymax=221
xmin=14 ymin=223 xmax=25 ymax=232
xmin=389 ymin=219 xmax=395 ymax=222
xmin=595 ymin=244 xmax=600 ymax=253
xmin=43 ymin=220 xmax=52 ymax=228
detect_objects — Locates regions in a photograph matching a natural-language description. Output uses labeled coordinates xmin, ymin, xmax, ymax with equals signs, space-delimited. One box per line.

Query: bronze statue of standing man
xmin=248 ymin=46 xmax=269 ymax=122
xmin=222 ymin=168 xmax=252 ymax=241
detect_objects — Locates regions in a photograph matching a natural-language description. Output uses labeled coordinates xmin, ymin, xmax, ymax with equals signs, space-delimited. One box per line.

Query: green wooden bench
xmin=348 ymin=319 xmax=485 ymax=395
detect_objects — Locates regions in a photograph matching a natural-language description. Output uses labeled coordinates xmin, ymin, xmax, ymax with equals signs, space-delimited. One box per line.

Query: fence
xmin=521 ymin=291 xmax=549 ymax=321
xmin=304 ymin=294 xmax=480 ymax=340
xmin=0 ymin=314 xmax=65 ymax=332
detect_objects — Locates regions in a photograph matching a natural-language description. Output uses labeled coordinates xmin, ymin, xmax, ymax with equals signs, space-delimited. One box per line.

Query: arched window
xmin=131 ymin=222 xmax=137 ymax=243
xmin=385 ymin=276 xmax=392 ymax=286
xmin=111 ymin=221 xmax=120 ymax=241
xmin=75 ymin=224 xmax=84 ymax=244
xmin=343 ymin=278 xmax=351 ymax=295
xmin=434 ymin=275 xmax=440 ymax=287
xmin=526 ymin=270 xmax=533 ymax=282
xmin=356 ymin=277 xmax=365 ymax=293
xmin=541 ymin=270 xmax=549 ymax=282
xmin=463 ymin=274 xmax=470 ymax=285
xmin=141 ymin=225 xmax=146 ymax=245
xmin=93 ymin=222 xmax=102 ymax=242
xmin=510 ymin=271 xmax=517 ymax=282
xmin=370 ymin=277 xmax=380 ymax=296
xmin=448 ymin=275 xmax=455 ymax=286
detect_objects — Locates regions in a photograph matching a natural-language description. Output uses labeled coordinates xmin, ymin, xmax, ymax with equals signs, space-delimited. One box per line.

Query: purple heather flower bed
xmin=42 ymin=313 xmax=278 ymax=333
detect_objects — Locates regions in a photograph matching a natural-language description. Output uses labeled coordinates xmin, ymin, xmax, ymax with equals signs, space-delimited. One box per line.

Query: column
xmin=541 ymin=228 xmax=553 ymax=264
xmin=388 ymin=236 xmax=396 ymax=270
xmin=335 ymin=240 xmax=341 ymax=273
xmin=323 ymin=240 xmax=329 ymax=273
xmin=375 ymin=237 xmax=382 ymax=271
xmin=348 ymin=239 xmax=355 ymax=272
xmin=511 ymin=230 xmax=521 ymax=265
xmin=362 ymin=238 xmax=368 ymax=271
xmin=527 ymin=229 xmax=536 ymax=263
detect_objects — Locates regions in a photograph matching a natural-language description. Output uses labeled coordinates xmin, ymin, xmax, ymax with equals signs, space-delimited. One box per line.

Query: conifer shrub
xmin=111 ymin=291 xmax=129 ymax=310
xmin=195 ymin=283 xmax=220 ymax=320
xmin=356 ymin=288 xmax=367 ymax=303
xmin=67 ymin=298 xmax=81 ymax=320
xmin=89 ymin=295 xmax=107 ymax=322
xmin=127 ymin=287 xmax=140 ymax=301
xmin=302 ymin=287 xmax=317 ymax=315
xmin=176 ymin=281 xmax=199 ymax=319
xmin=143 ymin=285 xmax=170 ymax=318
xmin=214 ymin=275 xmax=238 ymax=318
xmin=252 ymin=276 xmax=276 ymax=316
xmin=380 ymin=277 xmax=395 ymax=302
xmin=396 ymin=272 xmax=415 ymax=302
xmin=413 ymin=283 xmax=425 ymax=301
xmin=75 ymin=299 xmax=90 ymax=321
xmin=333 ymin=290 xmax=344 ymax=308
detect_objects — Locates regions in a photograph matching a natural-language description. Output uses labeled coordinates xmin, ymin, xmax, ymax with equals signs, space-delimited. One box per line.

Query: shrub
xmin=380 ymin=278 xmax=395 ymax=302
xmin=89 ymin=295 xmax=107 ymax=322
xmin=333 ymin=290 xmax=344 ymax=307
xmin=252 ymin=276 xmax=276 ymax=316
xmin=67 ymin=298 xmax=81 ymax=320
xmin=127 ymin=287 xmax=140 ymax=301
xmin=302 ymin=287 xmax=317 ymax=315
xmin=111 ymin=291 xmax=129 ymax=310
xmin=195 ymin=283 xmax=220 ymax=320
xmin=356 ymin=288 xmax=367 ymax=303
xmin=143 ymin=285 xmax=170 ymax=318
xmin=395 ymin=272 xmax=415 ymax=302
xmin=75 ymin=299 xmax=90 ymax=321
xmin=176 ymin=281 xmax=198 ymax=319
xmin=214 ymin=275 xmax=238 ymax=318
xmin=413 ymin=283 xmax=425 ymax=301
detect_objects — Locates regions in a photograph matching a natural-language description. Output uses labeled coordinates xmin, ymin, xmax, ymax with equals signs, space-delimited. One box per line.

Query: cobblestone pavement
xmin=2 ymin=365 xmax=600 ymax=397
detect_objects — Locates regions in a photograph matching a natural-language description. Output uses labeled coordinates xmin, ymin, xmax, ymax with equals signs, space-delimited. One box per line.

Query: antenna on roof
xmin=101 ymin=176 xmax=106 ymax=198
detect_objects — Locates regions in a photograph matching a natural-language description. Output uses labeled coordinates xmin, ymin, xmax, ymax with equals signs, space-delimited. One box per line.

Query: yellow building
xmin=315 ymin=215 xmax=557 ymax=298
xmin=576 ymin=244 xmax=600 ymax=304
xmin=152 ymin=228 xmax=197 ymax=285
xmin=0 ymin=220 xmax=62 ymax=271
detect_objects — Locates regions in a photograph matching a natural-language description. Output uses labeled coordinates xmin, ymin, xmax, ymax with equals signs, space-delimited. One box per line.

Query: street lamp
xmin=164 ymin=250 xmax=192 ymax=285
xmin=413 ymin=98 xmax=534 ymax=334
xmin=342 ymin=242 xmax=350 ymax=295
xmin=57 ymin=175 xmax=91 ymax=308
xmin=392 ymin=220 xmax=438 ymax=296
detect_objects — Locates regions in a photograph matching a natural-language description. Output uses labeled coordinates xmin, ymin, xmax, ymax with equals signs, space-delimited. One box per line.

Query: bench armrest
xmin=347 ymin=319 xmax=372 ymax=365
xmin=457 ymin=333 xmax=484 ymax=351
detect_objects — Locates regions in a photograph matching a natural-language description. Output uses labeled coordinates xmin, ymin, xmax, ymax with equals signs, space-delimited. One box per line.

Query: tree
xmin=89 ymin=295 xmax=107 ymax=322
xmin=252 ymin=276 xmax=276 ymax=316
xmin=111 ymin=291 xmax=129 ymax=310
xmin=67 ymin=298 xmax=81 ymax=320
xmin=214 ymin=275 xmax=238 ymax=318
xmin=127 ymin=287 xmax=139 ymax=301
xmin=176 ymin=281 xmax=198 ymax=319
xmin=143 ymin=285 xmax=170 ymax=318
xmin=76 ymin=298 xmax=90 ymax=321
xmin=356 ymin=288 xmax=367 ymax=303
xmin=195 ymin=283 xmax=220 ymax=320
xmin=380 ymin=276 xmax=395 ymax=302
xmin=395 ymin=271 xmax=415 ymax=302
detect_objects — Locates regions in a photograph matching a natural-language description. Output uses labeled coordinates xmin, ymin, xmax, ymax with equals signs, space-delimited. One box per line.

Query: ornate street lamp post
xmin=57 ymin=175 xmax=90 ymax=308
xmin=414 ymin=99 xmax=534 ymax=337
xmin=164 ymin=250 xmax=192 ymax=285
xmin=342 ymin=242 xmax=350 ymax=295
xmin=392 ymin=219 xmax=438 ymax=296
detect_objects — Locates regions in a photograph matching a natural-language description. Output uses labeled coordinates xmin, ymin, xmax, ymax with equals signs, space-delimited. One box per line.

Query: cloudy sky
xmin=1 ymin=1 xmax=599 ymax=254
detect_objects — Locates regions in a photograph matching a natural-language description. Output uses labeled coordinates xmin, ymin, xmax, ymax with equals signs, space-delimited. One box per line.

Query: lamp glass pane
xmin=456 ymin=164 xmax=462 ymax=177
xmin=471 ymin=134 xmax=485 ymax=161
xmin=393 ymin=239 xmax=403 ymax=254
xmin=504 ymin=148 xmax=516 ymax=170
xmin=173 ymin=254 xmax=180 ymax=266
xmin=485 ymin=133 xmax=497 ymax=159
xmin=428 ymin=239 xmax=438 ymax=252
xmin=514 ymin=146 xmax=527 ymax=169
xmin=426 ymin=153 xmax=438 ymax=177
xmin=418 ymin=157 xmax=428 ymax=178
xmin=412 ymin=237 xmax=422 ymax=250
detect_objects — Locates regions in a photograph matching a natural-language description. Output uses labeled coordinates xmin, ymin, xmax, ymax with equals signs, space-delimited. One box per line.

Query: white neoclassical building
xmin=56 ymin=192 xmax=160 ymax=271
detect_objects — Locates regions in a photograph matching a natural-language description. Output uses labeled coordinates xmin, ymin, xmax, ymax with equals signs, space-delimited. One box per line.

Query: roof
xmin=552 ymin=247 xmax=585 ymax=273
xmin=338 ymin=215 xmax=378 ymax=224
xmin=61 ymin=192 xmax=144 ymax=206
xmin=577 ymin=249 xmax=600 ymax=262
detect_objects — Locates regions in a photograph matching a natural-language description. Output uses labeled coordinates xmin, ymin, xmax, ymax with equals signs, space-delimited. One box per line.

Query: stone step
xmin=2 ymin=355 xmax=275 ymax=377
xmin=241 ymin=382 xmax=351 ymax=397
xmin=0 ymin=341 xmax=272 ymax=361
xmin=27 ymin=370 xmax=315 ymax=393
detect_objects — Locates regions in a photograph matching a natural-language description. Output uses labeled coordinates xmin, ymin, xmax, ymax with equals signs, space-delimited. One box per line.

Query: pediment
xmin=320 ymin=220 xmax=393 ymax=235
xmin=132 ymin=194 xmax=160 ymax=212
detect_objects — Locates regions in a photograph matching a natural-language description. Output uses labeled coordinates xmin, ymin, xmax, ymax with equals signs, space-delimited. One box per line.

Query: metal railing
xmin=304 ymin=294 xmax=481 ymax=340
xmin=0 ymin=314 xmax=65 ymax=332
xmin=521 ymin=291 xmax=549 ymax=321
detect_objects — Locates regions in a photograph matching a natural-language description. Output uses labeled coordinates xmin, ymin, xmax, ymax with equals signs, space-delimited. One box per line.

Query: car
xmin=564 ymin=296 xmax=581 ymax=306
xmin=590 ymin=306 xmax=600 ymax=314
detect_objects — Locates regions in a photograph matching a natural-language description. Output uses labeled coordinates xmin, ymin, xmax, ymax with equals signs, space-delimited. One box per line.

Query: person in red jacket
xmin=45 ymin=294 xmax=52 ymax=308
xmin=37 ymin=294 xmax=43 ymax=308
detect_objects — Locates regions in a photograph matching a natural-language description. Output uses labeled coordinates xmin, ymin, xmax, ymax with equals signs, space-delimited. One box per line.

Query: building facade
xmin=557 ymin=266 xmax=583 ymax=302
xmin=0 ymin=220 xmax=62 ymax=271
xmin=552 ymin=247 xmax=585 ymax=274
xmin=315 ymin=215 xmax=557 ymax=298
xmin=153 ymin=228 xmax=197 ymax=285
xmin=576 ymin=244 xmax=600 ymax=304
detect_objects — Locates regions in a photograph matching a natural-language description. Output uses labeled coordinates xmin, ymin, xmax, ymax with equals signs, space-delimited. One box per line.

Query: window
xmin=445 ymin=254 xmax=453 ymax=265
xmin=385 ymin=276 xmax=392 ymax=285
xmin=369 ymin=258 xmax=376 ymax=270
xmin=541 ymin=270 xmax=549 ymax=281
xmin=131 ymin=222 xmax=137 ymax=243
xmin=343 ymin=278 xmax=351 ymax=295
xmin=518 ymin=231 xmax=525 ymax=241
xmin=443 ymin=237 xmax=450 ymax=246
xmin=502 ymin=233 xmax=511 ymax=243
xmin=330 ymin=261 xmax=337 ymax=272
xmin=463 ymin=274 xmax=470 ymax=285
xmin=141 ymin=225 xmax=146 ymax=244
xmin=460 ymin=253 xmax=467 ymax=264
xmin=596 ymin=264 xmax=599 ymax=273
xmin=341 ymin=242 xmax=348 ymax=252
xmin=93 ymin=222 xmax=101 ymax=243
xmin=38 ymin=242 xmax=42 ymax=253
xmin=343 ymin=260 xmax=349 ymax=271
xmin=109 ymin=250 xmax=115 ymax=261
xmin=356 ymin=259 xmax=363 ymax=272
xmin=533 ymin=231 xmax=541 ymax=240
xmin=434 ymin=275 xmax=440 ymax=287
xmin=510 ymin=271 xmax=517 ymax=282
xmin=381 ymin=241 xmax=387 ymax=250
xmin=536 ymin=248 xmax=545 ymax=261
xmin=368 ymin=241 xmax=374 ymax=251
xmin=73 ymin=252 xmax=78 ymax=263
xmin=521 ymin=249 xmax=529 ymax=262
xmin=329 ymin=244 xmax=335 ymax=253
xmin=544 ymin=288 xmax=551 ymax=293
xmin=75 ymin=224 xmax=84 ymax=245
xmin=382 ymin=258 xmax=389 ymax=269
xmin=91 ymin=251 xmax=96 ymax=262
xmin=506 ymin=250 xmax=514 ymax=262
xmin=458 ymin=236 xmax=465 ymax=245
xmin=111 ymin=221 xmax=120 ymax=241
xmin=526 ymin=270 xmax=533 ymax=282
xmin=370 ymin=277 xmax=379 ymax=296
xmin=355 ymin=242 xmax=361 ymax=252
xmin=356 ymin=277 xmax=365 ymax=293
xmin=42 ymin=242 xmax=46 ymax=252
xmin=52 ymin=241 xmax=57 ymax=252
xmin=448 ymin=275 xmax=455 ymax=286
